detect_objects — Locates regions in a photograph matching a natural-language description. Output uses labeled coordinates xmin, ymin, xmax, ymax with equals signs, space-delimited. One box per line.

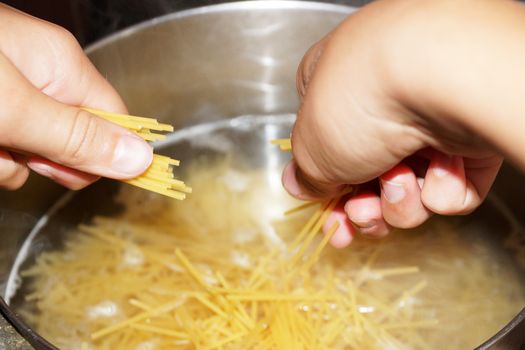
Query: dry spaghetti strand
xmin=84 ymin=107 xmax=190 ymax=200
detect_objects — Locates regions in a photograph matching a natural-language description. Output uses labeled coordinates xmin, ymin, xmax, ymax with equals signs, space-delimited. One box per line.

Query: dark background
xmin=3 ymin=0 xmax=372 ymax=47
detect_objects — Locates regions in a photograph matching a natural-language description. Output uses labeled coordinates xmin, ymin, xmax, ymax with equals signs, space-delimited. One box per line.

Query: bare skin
xmin=283 ymin=0 xmax=525 ymax=247
xmin=0 ymin=4 xmax=152 ymax=190
xmin=2 ymin=1 xmax=523 ymax=250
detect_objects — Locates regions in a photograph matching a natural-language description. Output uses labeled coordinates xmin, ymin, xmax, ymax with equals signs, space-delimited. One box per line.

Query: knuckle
xmin=0 ymin=163 xmax=29 ymax=190
xmin=421 ymin=193 xmax=472 ymax=216
xmin=65 ymin=174 xmax=100 ymax=191
xmin=44 ymin=26 xmax=81 ymax=70
xmin=383 ymin=209 xmax=426 ymax=229
xmin=67 ymin=181 xmax=90 ymax=191
xmin=362 ymin=227 xmax=390 ymax=238
xmin=0 ymin=159 xmax=19 ymax=182
xmin=48 ymin=25 xmax=78 ymax=49
xmin=296 ymin=39 xmax=326 ymax=98
xmin=459 ymin=187 xmax=482 ymax=214
xmin=60 ymin=110 xmax=101 ymax=166
xmin=421 ymin=194 xmax=452 ymax=215
xmin=296 ymin=57 xmax=308 ymax=99
xmin=42 ymin=25 xmax=84 ymax=92
xmin=454 ymin=201 xmax=479 ymax=216
xmin=392 ymin=215 xmax=427 ymax=229
xmin=295 ymin=53 xmax=313 ymax=99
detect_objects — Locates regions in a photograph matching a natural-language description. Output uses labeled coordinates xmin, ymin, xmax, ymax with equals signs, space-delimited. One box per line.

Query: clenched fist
xmin=0 ymin=4 xmax=152 ymax=190
xmin=283 ymin=0 xmax=525 ymax=247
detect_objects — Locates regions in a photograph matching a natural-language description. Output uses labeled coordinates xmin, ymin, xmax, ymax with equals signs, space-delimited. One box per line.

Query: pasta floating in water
xmin=16 ymin=163 xmax=525 ymax=350
xmin=84 ymin=108 xmax=191 ymax=200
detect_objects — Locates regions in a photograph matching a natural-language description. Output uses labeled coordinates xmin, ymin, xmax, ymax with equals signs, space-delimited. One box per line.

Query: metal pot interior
xmin=2 ymin=1 xmax=525 ymax=349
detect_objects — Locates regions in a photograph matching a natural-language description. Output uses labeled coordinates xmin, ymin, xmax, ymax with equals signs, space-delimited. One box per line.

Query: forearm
xmin=386 ymin=0 xmax=525 ymax=166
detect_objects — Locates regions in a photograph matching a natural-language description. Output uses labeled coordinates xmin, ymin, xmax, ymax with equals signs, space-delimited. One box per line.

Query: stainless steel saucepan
xmin=1 ymin=2 xmax=525 ymax=349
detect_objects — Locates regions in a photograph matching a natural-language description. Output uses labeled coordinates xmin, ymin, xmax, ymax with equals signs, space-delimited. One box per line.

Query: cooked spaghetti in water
xmin=17 ymin=162 xmax=525 ymax=350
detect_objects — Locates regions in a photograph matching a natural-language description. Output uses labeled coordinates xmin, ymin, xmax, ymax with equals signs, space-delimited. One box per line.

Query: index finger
xmin=0 ymin=3 xmax=127 ymax=113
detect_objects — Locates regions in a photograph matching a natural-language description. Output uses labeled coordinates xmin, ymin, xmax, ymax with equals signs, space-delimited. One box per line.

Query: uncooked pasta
xmin=84 ymin=108 xmax=191 ymax=200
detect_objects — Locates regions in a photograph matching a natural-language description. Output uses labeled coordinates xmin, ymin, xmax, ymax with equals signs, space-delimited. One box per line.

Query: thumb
xmin=0 ymin=52 xmax=152 ymax=179
xmin=282 ymin=160 xmax=344 ymax=200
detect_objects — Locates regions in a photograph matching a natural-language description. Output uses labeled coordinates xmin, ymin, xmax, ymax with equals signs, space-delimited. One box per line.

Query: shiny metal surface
xmin=1 ymin=1 xmax=525 ymax=348
xmin=86 ymin=1 xmax=354 ymax=127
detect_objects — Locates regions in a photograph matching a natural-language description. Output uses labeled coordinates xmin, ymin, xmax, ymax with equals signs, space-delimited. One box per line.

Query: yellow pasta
xmin=84 ymin=107 xmax=190 ymax=200
xmin=270 ymin=138 xmax=292 ymax=152
xmin=16 ymin=163 xmax=525 ymax=350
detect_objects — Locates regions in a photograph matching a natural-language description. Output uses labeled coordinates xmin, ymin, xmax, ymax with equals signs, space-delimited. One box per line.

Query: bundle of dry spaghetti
xmin=17 ymin=164 xmax=525 ymax=350
xmin=84 ymin=108 xmax=191 ymax=200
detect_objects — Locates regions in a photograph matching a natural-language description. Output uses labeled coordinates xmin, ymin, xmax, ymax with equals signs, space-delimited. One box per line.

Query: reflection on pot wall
xmin=3 ymin=0 xmax=374 ymax=45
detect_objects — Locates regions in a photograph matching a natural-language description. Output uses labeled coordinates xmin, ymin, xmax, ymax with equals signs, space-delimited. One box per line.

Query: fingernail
xmin=354 ymin=219 xmax=378 ymax=229
xmin=112 ymin=134 xmax=153 ymax=176
xmin=381 ymin=180 xmax=406 ymax=203
xmin=354 ymin=220 xmax=380 ymax=237
xmin=432 ymin=154 xmax=454 ymax=177
xmin=28 ymin=162 xmax=54 ymax=179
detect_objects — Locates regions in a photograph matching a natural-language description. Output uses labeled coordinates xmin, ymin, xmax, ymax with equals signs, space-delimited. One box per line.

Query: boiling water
xmin=6 ymin=116 xmax=525 ymax=350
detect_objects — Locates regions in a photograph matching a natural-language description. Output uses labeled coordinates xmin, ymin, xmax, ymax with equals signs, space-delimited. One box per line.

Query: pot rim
xmin=84 ymin=0 xmax=353 ymax=54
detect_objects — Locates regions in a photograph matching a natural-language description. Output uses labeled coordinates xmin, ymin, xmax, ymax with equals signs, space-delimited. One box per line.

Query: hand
xmin=282 ymin=0 xmax=524 ymax=247
xmin=0 ymin=4 xmax=152 ymax=190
